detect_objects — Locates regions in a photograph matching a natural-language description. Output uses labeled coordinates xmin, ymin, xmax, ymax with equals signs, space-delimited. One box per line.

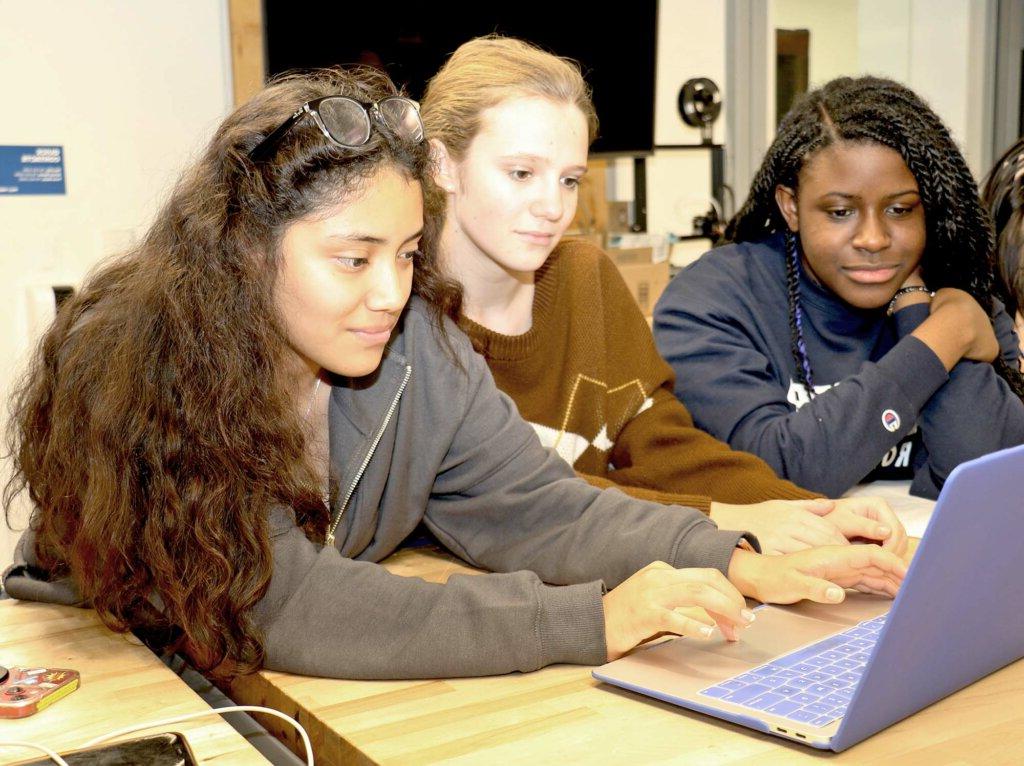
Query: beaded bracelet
xmin=886 ymin=285 xmax=934 ymax=316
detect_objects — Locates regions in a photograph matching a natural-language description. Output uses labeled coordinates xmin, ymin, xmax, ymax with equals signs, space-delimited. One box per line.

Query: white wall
xmin=906 ymin=0 xmax=972 ymax=164
xmin=774 ymin=0 xmax=859 ymax=90
xmin=856 ymin=0 xmax=912 ymax=82
xmin=858 ymin=0 xmax=992 ymax=176
xmin=646 ymin=0 xmax=728 ymax=236
xmin=0 ymin=1 xmax=233 ymax=570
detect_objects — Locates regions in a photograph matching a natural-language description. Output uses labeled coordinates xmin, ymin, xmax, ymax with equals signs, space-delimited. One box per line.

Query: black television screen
xmin=263 ymin=2 xmax=657 ymax=155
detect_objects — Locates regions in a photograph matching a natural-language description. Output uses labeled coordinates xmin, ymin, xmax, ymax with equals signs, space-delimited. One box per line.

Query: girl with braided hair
xmin=654 ymin=75 xmax=1024 ymax=500
xmin=981 ymin=136 xmax=1024 ymax=369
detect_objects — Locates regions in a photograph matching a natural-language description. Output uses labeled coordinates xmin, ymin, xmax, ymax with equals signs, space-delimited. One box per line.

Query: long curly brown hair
xmin=4 ymin=67 xmax=460 ymax=679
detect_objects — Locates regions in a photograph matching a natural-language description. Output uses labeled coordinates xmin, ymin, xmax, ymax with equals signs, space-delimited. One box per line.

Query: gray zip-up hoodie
xmin=4 ymin=297 xmax=751 ymax=679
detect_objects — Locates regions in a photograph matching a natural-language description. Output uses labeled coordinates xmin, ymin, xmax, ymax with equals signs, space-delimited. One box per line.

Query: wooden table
xmin=227 ymin=545 xmax=1024 ymax=766
xmin=0 ymin=600 xmax=269 ymax=765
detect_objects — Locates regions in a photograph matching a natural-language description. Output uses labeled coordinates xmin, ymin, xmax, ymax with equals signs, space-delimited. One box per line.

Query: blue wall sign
xmin=0 ymin=146 xmax=66 ymax=195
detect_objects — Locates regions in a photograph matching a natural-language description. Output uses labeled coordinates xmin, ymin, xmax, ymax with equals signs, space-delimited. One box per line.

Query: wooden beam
xmin=228 ymin=0 xmax=265 ymax=106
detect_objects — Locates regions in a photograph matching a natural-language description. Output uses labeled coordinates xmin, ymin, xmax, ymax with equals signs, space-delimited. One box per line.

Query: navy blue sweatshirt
xmin=652 ymin=235 xmax=1024 ymax=498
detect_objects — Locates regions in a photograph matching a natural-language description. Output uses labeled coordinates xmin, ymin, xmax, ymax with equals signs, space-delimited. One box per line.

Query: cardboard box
xmin=607 ymin=232 xmax=670 ymax=264
xmin=606 ymin=246 xmax=653 ymax=267
xmin=617 ymin=260 xmax=670 ymax=317
xmin=669 ymin=237 xmax=714 ymax=269
xmin=605 ymin=200 xmax=632 ymax=233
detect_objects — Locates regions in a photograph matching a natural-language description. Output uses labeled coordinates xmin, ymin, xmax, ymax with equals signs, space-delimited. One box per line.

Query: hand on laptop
xmin=727 ymin=545 xmax=908 ymax=606
xmin=602 ymin=547 xmax=908 ymax=660
xmin=602 ymin=562 xmax=757 ymax=661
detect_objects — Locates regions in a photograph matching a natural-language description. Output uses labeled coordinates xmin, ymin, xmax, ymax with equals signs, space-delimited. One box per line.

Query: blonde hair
xmin=421 ymin=35 xmax=599 ymax=160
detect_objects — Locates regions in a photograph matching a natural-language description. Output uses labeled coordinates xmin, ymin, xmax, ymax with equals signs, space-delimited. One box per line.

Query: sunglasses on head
xmin=248 ymin=96 xmax=424 ymax=161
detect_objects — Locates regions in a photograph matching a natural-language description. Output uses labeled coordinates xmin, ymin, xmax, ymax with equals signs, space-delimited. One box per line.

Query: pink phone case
xmin=0 ymin=666 xmax=80 ymax=719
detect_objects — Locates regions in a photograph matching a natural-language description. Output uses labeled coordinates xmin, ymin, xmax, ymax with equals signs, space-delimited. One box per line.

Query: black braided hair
xmin=981 ymin=137 xmax=1024 ymax=319
xmin=725 ymin=75 xmax=1024 ymax=399
xmin=785 ymin=230 xmax=815 ymax=394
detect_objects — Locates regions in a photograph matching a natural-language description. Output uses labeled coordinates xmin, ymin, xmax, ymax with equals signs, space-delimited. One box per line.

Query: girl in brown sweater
xmin=421 ymin=35 xmax=908 ymax=556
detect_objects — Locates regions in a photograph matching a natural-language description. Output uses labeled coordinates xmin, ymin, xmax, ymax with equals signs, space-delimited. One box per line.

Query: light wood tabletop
xmin=226 ymin=543 xmax=1024 ymax=766
xmin=0 ymin=600 xmax=269 ymax=765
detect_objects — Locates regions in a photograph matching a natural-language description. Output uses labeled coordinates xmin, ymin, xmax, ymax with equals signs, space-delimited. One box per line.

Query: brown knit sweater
xmin=458 ymin=238 xmax=819 ymax=513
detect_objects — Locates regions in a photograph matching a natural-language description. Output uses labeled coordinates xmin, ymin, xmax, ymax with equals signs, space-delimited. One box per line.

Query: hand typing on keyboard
xmin=603 ymin=562 xmax=758 ymax=661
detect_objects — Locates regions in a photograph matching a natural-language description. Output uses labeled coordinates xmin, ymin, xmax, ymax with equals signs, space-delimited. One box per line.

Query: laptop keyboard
xmin=698 ymin=613 xmax=887 ymax=727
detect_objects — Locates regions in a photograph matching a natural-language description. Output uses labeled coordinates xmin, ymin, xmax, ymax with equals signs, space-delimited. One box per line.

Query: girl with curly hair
xmin=654 ymin=76 xmax=1024 ymax=500
xmin=3 ymin=68 xmax=906 ymax=682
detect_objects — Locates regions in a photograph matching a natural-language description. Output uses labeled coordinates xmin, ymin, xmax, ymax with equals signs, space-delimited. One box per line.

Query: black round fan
xmin=678 ymin=77 xmax=721 ymax=144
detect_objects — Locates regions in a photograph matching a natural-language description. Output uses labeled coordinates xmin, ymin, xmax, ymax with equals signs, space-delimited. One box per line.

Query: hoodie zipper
xmin=325 ymin=364 xmax=412 ymax=547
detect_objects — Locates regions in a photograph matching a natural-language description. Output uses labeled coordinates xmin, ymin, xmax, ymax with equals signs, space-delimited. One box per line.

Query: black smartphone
xmin=11 ymin=732 xmax=199 ymax=766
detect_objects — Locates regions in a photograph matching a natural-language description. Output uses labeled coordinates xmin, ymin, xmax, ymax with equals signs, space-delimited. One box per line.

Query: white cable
xmin=0 ymin=740 xmax=70 ymax=766
xmin=708 ymin=195 xmax=723 ymax=220
xmin=79 ymin=704 xmax=313 ymax=766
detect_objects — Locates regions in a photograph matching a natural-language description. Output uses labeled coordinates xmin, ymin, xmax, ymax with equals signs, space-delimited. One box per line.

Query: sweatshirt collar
xmin=457 ymin=246 xmax=562 ymax=362
xmin=781 ymin=237 xmax=888 ymax=337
